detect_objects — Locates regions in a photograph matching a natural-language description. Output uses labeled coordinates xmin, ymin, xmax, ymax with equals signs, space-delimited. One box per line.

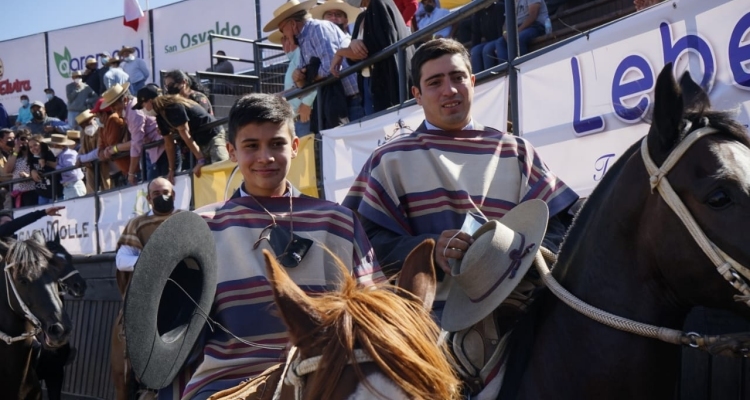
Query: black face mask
xmin=152 ymin=194 xmax=175 ymax=214
xmin=423 ymin=4 xmax=435 ymax=12
xmin=32 ymin=110 xmax=43 ymax=120
xmin=5 ymin=139 xmax=14 ymax=148
xmin=166 ymin=85 xmax=181 ymax=95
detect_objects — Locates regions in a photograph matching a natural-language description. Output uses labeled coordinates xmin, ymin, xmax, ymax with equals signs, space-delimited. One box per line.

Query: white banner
xmin=518 ymin=0 xmax=750 ymax=196
xmin=14 ymin=196 xmax=98 ymax=255
xmin=97 ymin=175 xmax=192 ymax=253
xmin=152 ymin=0 xmax=256 ymax=76
xmin=0 ymin=34 xmax=48 ymax=112
xmin=47 ymin=16 xmax=152 ymax=100
xmin=322 ymin=77 xmax=508 ymax=203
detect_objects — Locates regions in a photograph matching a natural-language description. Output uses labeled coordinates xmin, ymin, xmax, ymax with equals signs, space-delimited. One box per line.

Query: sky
xmin=1 ymin=0 xmax=183 ymax=42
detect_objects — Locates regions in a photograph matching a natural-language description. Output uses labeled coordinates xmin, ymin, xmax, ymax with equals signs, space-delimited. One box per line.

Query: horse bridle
xmin=536 ymin=124 xmax=750 ymax=356
xmin=272 ymin=346 xmax=375 ymax=400
xmin=1 ymin=262 xmax=43 ymax=345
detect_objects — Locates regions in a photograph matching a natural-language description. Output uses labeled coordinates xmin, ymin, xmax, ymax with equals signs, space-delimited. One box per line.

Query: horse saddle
xmin=208 ymin=363 xmax=284 ymax=400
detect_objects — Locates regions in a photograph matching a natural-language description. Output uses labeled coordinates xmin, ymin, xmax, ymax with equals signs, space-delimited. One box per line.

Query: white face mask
xmin=93 ymin=117 xmax=101 ymax=127
xmin=143 ymin=109 xmax=157 ymax=117
xmin=84 ymin=125 xmax=97 ymax=137
xmin=126 ymin=55 xmax=136 ymax=61
xmin=74 ymin=78 xmax=82 ymax=84
xmin=46 ymin=94 xmax=54 ymax=100
xmin=50 ymin=148 xmax=63 ymax=157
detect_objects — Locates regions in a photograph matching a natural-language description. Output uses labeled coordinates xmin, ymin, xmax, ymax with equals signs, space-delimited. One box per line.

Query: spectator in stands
xmin=43 ymin=134 xmax=86 ymax=200
xmin=394 ymin=0 xmax=419 ymax=27
xmin=16 ymin=95 xmax=33 ymax=126
xmin=210 ymin=50 xmax=235 ymax=74
xmin=311 ymin=0 xmax=362 ymax=35
xmin=75 ymin=106 xmax=111 ymax=193
xmin=5 ymin=129 xmax=37 ymax=208
xmin=0 ymin=103 xmax=9 ymax=129
xmin=82 ymin=57 xmax=104 ymax=95
xmin=133 ymin=86 xmax=229 ymax=182
xmin=494 ymin=0 xmax=548 ymax=63
xmin=414 ymin=0 xmax=455 ymax=39
xmin=266 ymin=1 xmax=364 ymax=129
xmin=119 ymin=46 xmax=150 ymax=95
xmin=65 ymin=70 xmax=98 ymax=129
xmin=44 ymin=88 xmax=68 ymax=122
xmin=270 ymin=31 xmax=317 ymax=136
xmin=104 ymin=57 xmax=130 ymax=90
xmin=470 ymin=1 xmax=505 ymax=72
xmin=28 ymin=133 xmax=60 ymax=204
xmin=67 ymin=129 xmax=81 ymax=151
xmin=0 ymin=129 xmax=15 ymax=208
xmin=97 ymin=52 xmax=112 ymax=93
xmin=331 ymin=0 xmax=414 ymax=115
xmin=634 ymin=0 xmax=664 ymax=10
xmin=26 ymin=101 xmax=70 ymax=136
xmin=164 ymin=70 xmax=214 ymax=115
xmin=98 ymin=84 xmax=133 ymax=188
xmin=0 ymin=206 xmax=65 ymax=239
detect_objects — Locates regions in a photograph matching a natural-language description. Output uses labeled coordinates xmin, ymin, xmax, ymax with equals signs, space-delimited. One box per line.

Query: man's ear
xmin=291 ymin=136 xmax=300 ymax=159
xmin=227 ymin=141 xmax=237 ymax=162
xmin=412 ymin=86 xmax=422 ymax=105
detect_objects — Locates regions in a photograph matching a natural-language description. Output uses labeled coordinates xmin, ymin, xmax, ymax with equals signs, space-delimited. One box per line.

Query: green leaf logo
xmin=54 ymin=47 xmax=72 ymax=79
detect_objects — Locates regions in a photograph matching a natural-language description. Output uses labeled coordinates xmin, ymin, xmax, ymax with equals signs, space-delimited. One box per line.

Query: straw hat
xmin=43 ymin=134 xmax=76 ymax=147
xmin=100 ymin=82 xmax=131 ymax=109
xmin=67 ymin=130 xmax=81 ymax=140
xmin=71 ymin=70 xmax=83 ymax=78
xmin=75 ymin=110 xmax=95 ymax=126
xmin=263 ymin=0 xmax=317 ymax=32
xmin=85 ymin=57 xmax=97 ymax=66
xmin=441 ymin=200 xmax=549 ymax=332
xmin=311 ymin=0 xmax=362 ymax=24
xmin=268 ymin=30 xmax=284 ymax=45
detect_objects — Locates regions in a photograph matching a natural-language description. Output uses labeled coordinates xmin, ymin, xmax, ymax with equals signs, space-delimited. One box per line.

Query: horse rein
xmin=1 ymin=262 xmax=43 ymax=345
xmin=57 ymin=269 xmax=80 ymax=293
xmin=534 ymin=124 xmax=750 ymax=356
xmin=272 ymin=346 xmax=375 ymax=400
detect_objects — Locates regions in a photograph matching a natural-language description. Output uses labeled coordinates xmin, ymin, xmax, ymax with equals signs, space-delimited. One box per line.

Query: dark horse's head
xmin=47 ymin=234 xmax=86 ymax=298
xmin=0 ymin=232 xmax=72 ymax=348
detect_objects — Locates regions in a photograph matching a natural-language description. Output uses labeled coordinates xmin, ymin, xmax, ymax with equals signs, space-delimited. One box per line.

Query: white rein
xmin=1 ymin=262 xmax=42 ymax=345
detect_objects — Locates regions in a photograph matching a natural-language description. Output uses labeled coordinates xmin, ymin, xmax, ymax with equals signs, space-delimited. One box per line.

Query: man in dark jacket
xmin=44 ymin=89 xmax=69 ymax=121
xmin=82 ymin=57 xmax=104 ymax=95
xmin=0 ymin=206 xmax=65 ymax=238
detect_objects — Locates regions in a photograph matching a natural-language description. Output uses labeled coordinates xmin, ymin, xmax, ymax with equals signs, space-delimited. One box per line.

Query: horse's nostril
xmin=47 ymin=323 xmax=65 ymax=337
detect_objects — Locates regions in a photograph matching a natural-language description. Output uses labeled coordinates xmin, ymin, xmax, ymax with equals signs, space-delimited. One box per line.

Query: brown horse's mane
xmin=301 ymin=257 xmax=460 ymax=400
xmin=2 ymin=237 xmax=54 ymax=281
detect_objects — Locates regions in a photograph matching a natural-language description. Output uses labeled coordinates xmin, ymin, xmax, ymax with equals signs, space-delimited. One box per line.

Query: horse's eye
xmin=706 ymin=189 xmax=732 ymax=209
xmin=17 ymin=277 xmax=30 ymax=285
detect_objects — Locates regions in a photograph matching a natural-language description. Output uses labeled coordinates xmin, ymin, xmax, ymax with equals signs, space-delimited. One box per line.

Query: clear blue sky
xmin=1 ymin=0 xmax=184 ymax=42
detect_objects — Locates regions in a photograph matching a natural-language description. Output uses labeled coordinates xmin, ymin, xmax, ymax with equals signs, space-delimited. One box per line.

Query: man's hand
xmin=434 ymin=229 xmax=474 ymax=274
xmin=44 ymin=125 xmax=54 ymax=133
xmin=350 ymin=39 xmax=368 ymax=59
xmin=293 ymin=68 xmax=307 ymax=88
xmin=298 ymin=103 xmax=312 ymax=123
xmin=128 ymin=173 xmax=138 ymax=186
xmin=45 ymin=206 xmax=65 ymax=216
xmin=31 ymin=170 xmax=41 ymax=182
xmin=167 ymin=170 xmax=175 ymax=184
xmin=330 ymin=55 xmax=344 ymax=77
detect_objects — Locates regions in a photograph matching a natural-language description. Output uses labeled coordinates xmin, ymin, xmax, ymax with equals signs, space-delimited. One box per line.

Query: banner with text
xmin=518 ymin=0 xmax=750 ymax=196
xmin=15 ymin=196 xmax=98 ymax=255
xmin=322 ymin=77 xmax=508 ymax=203
xmin=97 ymin=175 xmax=191 ymax=252
xmin=152 ymin=0 xmax=257 ymax=76
xmin=0 ymin=34 xmax=48 ymax=111
xmin=46 ymin=16 xmax=152 ymax=100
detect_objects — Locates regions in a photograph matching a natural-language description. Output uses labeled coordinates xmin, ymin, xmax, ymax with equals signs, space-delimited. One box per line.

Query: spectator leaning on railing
xmin=98 ymin=84 xmax=133 ymax=188
xmin=75 ymin=107 xmax=111 ymax=193
xmin=43 ymin=134 xmax=86 ymax=200
xmin=5 ymin=129 xmax=38 ymax=208
xmin=28 ymin=133 xmax=60 ymax=205
xmin=269 ymin=30 xmax=317 ymax=136
xmin=164 ymin=70 xmax=214 ymax=116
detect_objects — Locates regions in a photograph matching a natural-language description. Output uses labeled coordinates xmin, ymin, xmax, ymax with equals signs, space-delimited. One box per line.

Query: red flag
xmin=124 ymin=0 xmax=144 ymax=31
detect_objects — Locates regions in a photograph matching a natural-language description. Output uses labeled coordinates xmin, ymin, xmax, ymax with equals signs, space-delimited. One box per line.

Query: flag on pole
xmin=124 ymin=0 xmax=144 ymax=31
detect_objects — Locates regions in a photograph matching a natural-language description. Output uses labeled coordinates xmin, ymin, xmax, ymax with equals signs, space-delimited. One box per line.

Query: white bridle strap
xmin=1 ymin=263 xmax=42 ymax=345
xmin=640 ymin=128 xmax=750 ymax=306
xmin=58 ymin=269 xmax=79 ymax=282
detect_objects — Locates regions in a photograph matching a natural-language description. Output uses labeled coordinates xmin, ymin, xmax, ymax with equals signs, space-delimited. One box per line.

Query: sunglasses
xmin=254 ymin=223 xmax=313 ymax=268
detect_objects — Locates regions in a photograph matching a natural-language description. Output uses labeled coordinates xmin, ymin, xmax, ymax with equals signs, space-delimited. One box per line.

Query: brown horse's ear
xmin=679 ymin=71 xmax=710 ymax=113
xmin=263 ymin=250 xmax=321 ymax=346
xmin=649 ymin=62 xmax=684 ymax=164
xmin=398 ymin=239 xmax=437 ymax=310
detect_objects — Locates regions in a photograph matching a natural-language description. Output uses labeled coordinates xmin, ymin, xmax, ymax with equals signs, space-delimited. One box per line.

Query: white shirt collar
xmin=424 ymin=118 xmax=475 ymax=131
xmin=239 ymin=182 xmax=292 ymax=198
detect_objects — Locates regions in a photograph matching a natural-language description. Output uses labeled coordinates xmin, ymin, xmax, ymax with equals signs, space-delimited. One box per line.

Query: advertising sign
xmin=0 ymin=34 xmax=48 ymax=111
xmin=15 ymin=196 xmax=98 ymax=255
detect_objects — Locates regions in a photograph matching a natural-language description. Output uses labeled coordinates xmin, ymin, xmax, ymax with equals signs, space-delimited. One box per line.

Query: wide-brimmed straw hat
xmin=441 ymin=200 xmax=549 ymax=332
xmin=263 ymin=0 xmax=316 ymax=32
xmin=100 ymin=83 xmax=131 ymax=109
xmin=310 ymin=0 xmax=362 ymax=23
xmin=42 ymin=134 xmax=76 ymax=147
xmin=268 ymin=30 xmax=284 ymax=45
xmin=75 ymin=110 xmax=95 ymax=125
xmin=67 ymin=130 xmax=81 ymax=140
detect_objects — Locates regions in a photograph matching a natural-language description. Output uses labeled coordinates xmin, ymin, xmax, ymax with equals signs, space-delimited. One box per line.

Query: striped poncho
xmin=159 ymin=195 xmax=383 ymax=400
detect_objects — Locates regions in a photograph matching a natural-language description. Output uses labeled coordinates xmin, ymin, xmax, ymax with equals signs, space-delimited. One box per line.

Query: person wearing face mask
xmin=413 ymin=0 xmax=455 ymax=39
xmin=269 ymin=30 xmax=317 ymax=136
xmin=16 ymin=95 xmax=33 ymax=126
xmin=65 ymin=70 xmax=98 ymax=129
xmin=75 ymin=105 xmax=111 ymax=192
xmin=43 ymin=88 xmax=68 ymax=122
xmin=119 ymin=46 xmax=150 ymax=95
xmin=163 ymin=70 xmax=213 ymax=115
xmin=42 ymin=134 xmax=85 ymax=200
xmin=103 ymin=57 xmax=130 ymax=90
xmin=97 ymin=84 xmax=133 ymax=188
xmin=5 ymin=130 xmax=38 ymax=207
xmin=82 ymin=57 xmax=104 ymax=95
xmin=25 ymin=101 xmax=70 ymax=136
xmin=28 ymin=134 xmax=60 ymax=205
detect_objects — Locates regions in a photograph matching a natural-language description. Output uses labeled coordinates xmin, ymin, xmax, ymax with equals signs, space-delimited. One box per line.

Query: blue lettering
xmin=181 ymin=33 xmax=191 ymax=49
xmin=729 ymin=12 xmax=750 ymax=89
xmin=660 ymin=22 xmax=715 ymax=90
xmin=571 ymin=57 xmax=605 ymax=136
xmin=594 ymin=154 xmax=616 ymax=181
xmin=611 ymin=55 xmax=654 ymax=122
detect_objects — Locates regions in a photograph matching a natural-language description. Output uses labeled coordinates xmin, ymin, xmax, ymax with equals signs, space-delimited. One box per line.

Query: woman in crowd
xmin=28 ymin=134 xmax=59 ymax=205
xmin=5 ymin=129 xmax=37 ymax=207
xmin=163 ymin=70 xmax=214 ymax=115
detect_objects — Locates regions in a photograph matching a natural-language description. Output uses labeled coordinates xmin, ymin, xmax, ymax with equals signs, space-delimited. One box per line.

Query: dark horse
xmin=500 ymin=65 xmax=750 ymax=399
xmin=34 ymin=236 xmax=87 ymax=400
xmin=0 ymin=232 xmax=72 ymax=399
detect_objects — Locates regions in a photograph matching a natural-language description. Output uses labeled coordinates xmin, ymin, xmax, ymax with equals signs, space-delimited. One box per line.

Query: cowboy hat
xmin=263 ymin=0 xmax=317 ymax=32
xmin=91 ymin=97 xmax=111 ymax=114
xmin=75 ymin=110 xmax=95 ymax=125
xmin=100 ymin=82 xmax=131 ymax=109
xmin=119 ymin=45 xmax=137 ymax=55
xmin=71 ymin=70 xmax=83 ymax=78
xmin=310 ymin=0 xmax=362 ymax=24
xmin=42 ymin=134 xmax=76 ymax=147
xmin=66 ymin=130 xmax=81 ymax=140
xmin=441 ymin=200 xmax=549 ymax=332
xmin=268 ymin=30 xmax=284 ymax=45
xmin=125 ymin=211 xmax=218 ymax=389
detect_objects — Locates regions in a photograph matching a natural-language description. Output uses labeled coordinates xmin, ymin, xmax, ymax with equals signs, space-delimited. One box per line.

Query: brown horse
xmin=211 ymin=240 xmax=460 ymax=400
xmin=499 ymin=65 xmax=750 ymax=399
